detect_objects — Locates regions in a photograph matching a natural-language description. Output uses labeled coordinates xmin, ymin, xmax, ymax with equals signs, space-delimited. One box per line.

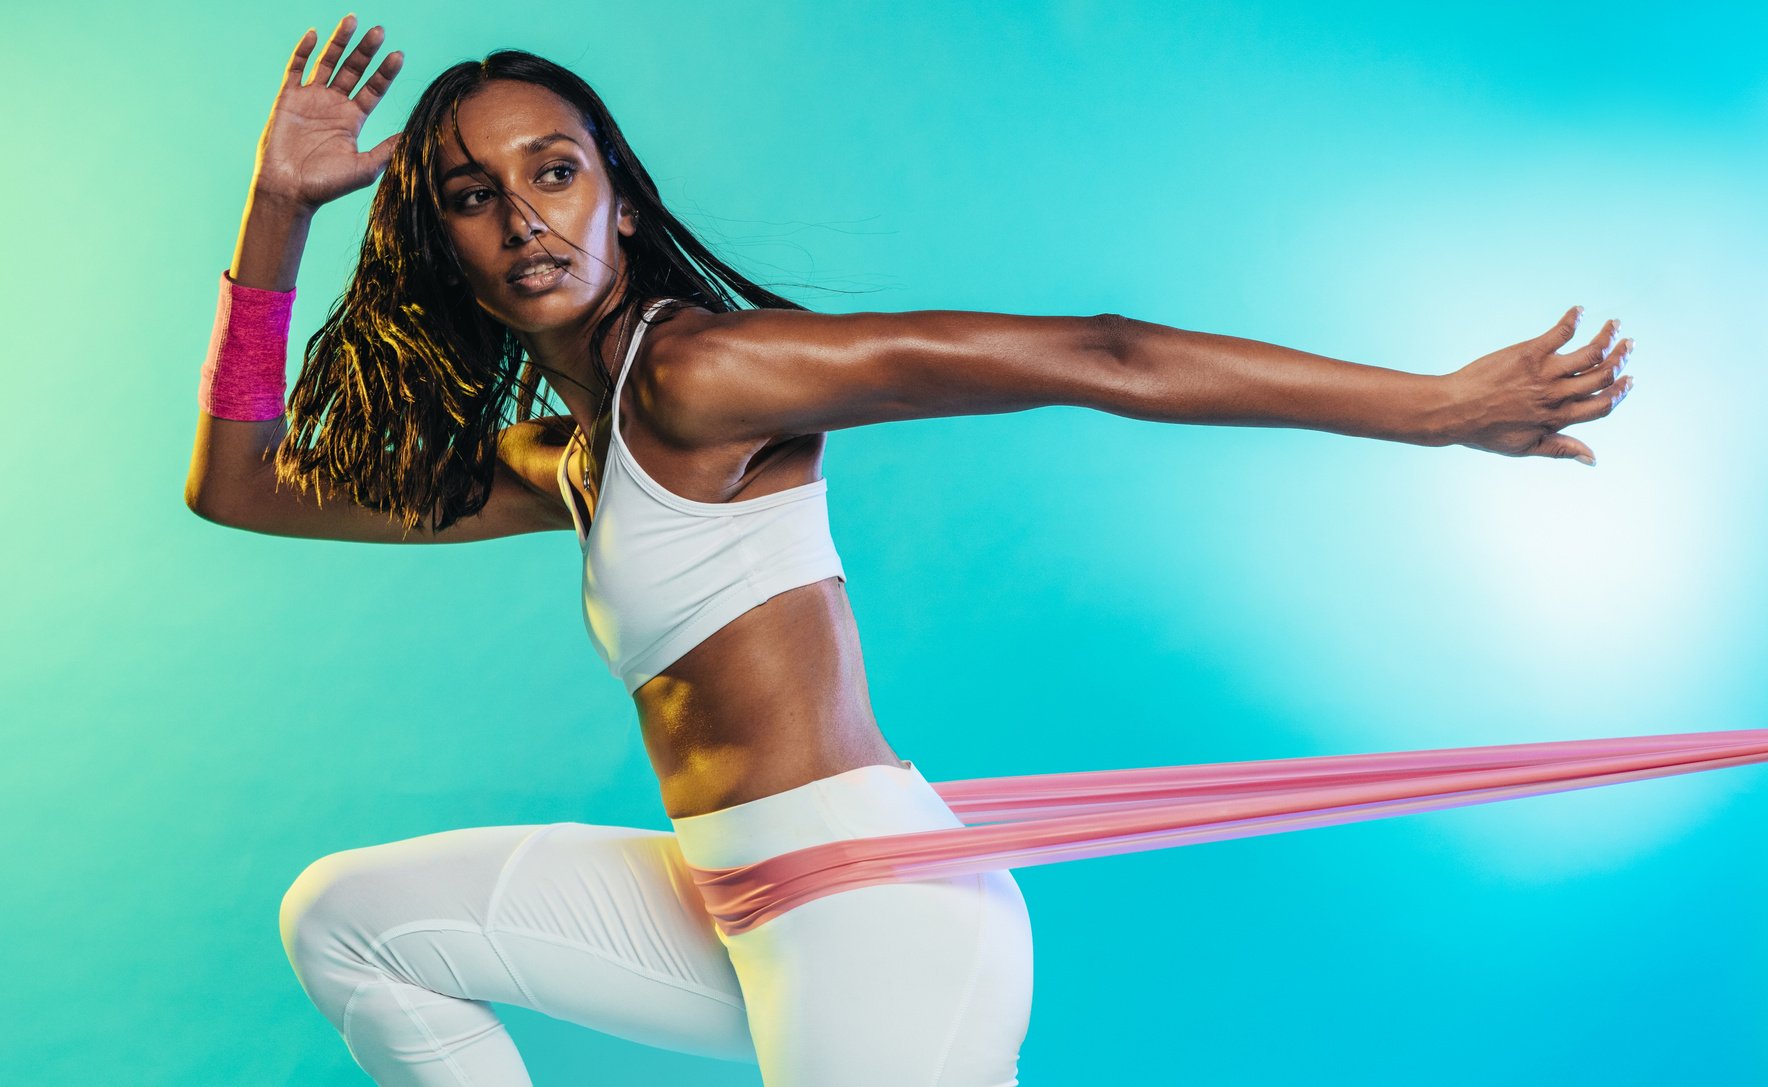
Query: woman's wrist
xmin=198 ymin=270 xmax=296 ymax=421
xmin=248 ymin=183 xmax=320 ymax=221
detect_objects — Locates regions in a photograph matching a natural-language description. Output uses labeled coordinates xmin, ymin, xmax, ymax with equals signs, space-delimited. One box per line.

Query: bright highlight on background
xmin=1 ymin=1 xmax=1764 ymax=1084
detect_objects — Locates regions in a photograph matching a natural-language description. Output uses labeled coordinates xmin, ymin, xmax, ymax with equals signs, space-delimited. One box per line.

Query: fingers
xmin=1560 ymin=335 xmax=1634 ymax=398
xmin=310 ymin=12 xmax=357 ymax=87
xmin=365 ymin=131 xmax=404 ymax=178
xmin=1556 ymin=316 xmax=1623 ymax=377
xmin=283 ymin=27 xmax=317 ymax=91
xmin=1550 ymin=368 xmax=1635 ymax=432
xmin=295 ymin=15 xmax=402 ymax=113
xmin=352 ymin=45 xmax=404 ymax=115
xmin=1538 ymin=306 xmax=1583 ymax=352
xmin=1534 ymin=433 xmax=1597 ymax=466
xmin=330 ymin=22 xmax=388 ymax=98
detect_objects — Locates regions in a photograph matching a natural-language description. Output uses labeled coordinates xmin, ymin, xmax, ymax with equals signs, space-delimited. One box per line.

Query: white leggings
xmin=278 ymin=761 xmax=1035 ymax=1085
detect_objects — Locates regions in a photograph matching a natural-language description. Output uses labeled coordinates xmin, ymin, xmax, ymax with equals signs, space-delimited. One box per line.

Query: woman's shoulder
xmin=639 ymin=301 xmax=806 ymax=448
xmin=638 ymin=301 xmax=739 ymax=447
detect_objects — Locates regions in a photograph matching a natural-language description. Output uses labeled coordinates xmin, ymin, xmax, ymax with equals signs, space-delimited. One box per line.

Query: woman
xmin=187 ymin=15 xmax=1636 ymax=1086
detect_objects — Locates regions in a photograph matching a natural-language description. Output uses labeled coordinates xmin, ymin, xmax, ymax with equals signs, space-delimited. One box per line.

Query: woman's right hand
xmin=250 ymin=14 xmax=405 ymax=214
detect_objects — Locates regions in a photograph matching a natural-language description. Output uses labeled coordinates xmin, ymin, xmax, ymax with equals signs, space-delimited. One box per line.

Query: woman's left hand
xmin=1440 ymin=307 xmax=1635 ymax=465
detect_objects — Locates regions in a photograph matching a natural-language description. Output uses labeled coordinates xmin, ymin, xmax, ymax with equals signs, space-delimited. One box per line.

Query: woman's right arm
xmin=184 ymin=17 xmax=572 ymax=545
xmin=185 ymin=186 xmax=573 ymax=545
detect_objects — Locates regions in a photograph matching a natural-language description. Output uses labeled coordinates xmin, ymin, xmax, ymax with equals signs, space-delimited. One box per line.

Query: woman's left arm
xmin=1105 ymin=305 xmax=1633 ymax=462
xmin=655 ymin=305 xmax=1633 ymax=463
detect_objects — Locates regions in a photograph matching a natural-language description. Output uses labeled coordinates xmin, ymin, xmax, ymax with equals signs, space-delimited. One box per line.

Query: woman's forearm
xmin=228 ymin=187 xmax=315 ymax=291
xmin=1109 ymin=319 xmax=1457 ymax=447
xmin=188 ymin=188 xmax=311 ymax=520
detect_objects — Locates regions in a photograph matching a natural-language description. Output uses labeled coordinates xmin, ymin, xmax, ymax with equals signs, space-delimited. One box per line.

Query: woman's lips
xmin=508 ymin=262 xmax=566 ymax=293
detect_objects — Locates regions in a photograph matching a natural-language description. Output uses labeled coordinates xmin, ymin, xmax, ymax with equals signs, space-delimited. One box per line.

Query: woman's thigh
xmin=279 ymin=821 xmax=757 ymax=1064
xmin=726 ymin=866 xmax=1034 ymax=1087
xmin=672 ymin=761 xmax=1036 ymax=1086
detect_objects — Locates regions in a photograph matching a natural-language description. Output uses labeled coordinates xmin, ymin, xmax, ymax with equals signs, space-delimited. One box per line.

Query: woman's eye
xmin=452 ymin=165 xmax=576 ymax=210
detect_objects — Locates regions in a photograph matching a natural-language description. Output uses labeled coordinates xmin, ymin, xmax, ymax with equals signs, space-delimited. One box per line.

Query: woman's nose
xmin=502 ymin=196 xmax=546 ymax=244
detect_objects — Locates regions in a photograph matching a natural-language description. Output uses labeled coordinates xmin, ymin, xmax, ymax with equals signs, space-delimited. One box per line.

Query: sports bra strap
xmin=556 ymin=442 xmax=587 ymax=543
xmin=610 ymin=298 xmax=679 ymax=437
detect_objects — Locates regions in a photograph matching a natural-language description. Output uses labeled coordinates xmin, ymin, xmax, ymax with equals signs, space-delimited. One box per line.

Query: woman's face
xmin=434 ymin=79 xmax=635 ymax=333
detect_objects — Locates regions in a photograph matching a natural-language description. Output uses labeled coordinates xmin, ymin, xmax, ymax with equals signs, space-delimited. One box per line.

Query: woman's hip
xmin=670 ymin=759 xmax=1034 ymax=1084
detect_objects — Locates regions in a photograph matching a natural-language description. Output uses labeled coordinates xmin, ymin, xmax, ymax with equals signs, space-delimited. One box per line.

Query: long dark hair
xmin=274 ymin=50 xmax=808 ymax=536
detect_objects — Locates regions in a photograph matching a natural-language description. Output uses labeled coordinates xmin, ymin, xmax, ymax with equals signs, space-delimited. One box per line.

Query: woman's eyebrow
xmin=440 ymin=133 xmax=585 ymax=184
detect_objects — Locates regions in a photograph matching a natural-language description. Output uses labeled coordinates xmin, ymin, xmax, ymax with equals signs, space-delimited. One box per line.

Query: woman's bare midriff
xmin=558 ymin=320 xmax=906 ymax=820
xmin=633 ymin=575 xmax=906 ymax=819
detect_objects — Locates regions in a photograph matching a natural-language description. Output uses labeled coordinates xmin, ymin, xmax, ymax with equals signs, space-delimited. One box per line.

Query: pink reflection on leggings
xmin=686 ymin=729 xmax=1768 ymax=937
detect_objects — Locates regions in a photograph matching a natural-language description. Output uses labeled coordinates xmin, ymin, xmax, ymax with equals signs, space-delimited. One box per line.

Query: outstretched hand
xmin=251 ymin=14 xmax=406 ymax=214
xmin=1443 ymin=307 xmax=1635 ymax=465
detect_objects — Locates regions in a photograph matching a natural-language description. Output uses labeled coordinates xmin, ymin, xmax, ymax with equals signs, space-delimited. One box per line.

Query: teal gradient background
xmin=3 ymin=1 xmax=1764 ymax=1083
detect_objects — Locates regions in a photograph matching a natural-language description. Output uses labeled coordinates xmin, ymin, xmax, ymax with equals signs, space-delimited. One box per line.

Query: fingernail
xmin=1575 ymin=454 xmax=1596 ymax=467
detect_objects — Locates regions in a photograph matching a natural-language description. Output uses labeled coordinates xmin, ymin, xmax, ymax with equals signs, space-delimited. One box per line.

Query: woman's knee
xmin=274 ymin=849 xmax=382 ymax=1029
xmin=278 ymin=847 xmax=378 ymax=977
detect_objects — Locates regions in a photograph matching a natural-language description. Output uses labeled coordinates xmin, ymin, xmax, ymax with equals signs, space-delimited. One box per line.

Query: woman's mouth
xmin=508 ymin=262 xmax=567 ymax=293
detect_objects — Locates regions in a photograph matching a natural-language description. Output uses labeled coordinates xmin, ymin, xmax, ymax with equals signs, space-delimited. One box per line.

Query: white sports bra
xmin=555 ymin=298 xmax=847 ymax=693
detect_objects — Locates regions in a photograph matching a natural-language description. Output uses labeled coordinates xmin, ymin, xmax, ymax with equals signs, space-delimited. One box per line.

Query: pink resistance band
xmin=686 ymin=728 xmax=1768 ymax=937
xmin=199 ymin=269 xmax=295 ymax=421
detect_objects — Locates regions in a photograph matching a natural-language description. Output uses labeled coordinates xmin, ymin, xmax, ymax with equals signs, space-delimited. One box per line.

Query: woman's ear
xmin=617 ymin=203 xmax=638 ymax=238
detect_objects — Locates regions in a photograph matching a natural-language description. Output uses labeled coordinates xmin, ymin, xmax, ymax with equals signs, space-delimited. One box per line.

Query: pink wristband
xmin=198 ymin=269 xmax=296 ymax=421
